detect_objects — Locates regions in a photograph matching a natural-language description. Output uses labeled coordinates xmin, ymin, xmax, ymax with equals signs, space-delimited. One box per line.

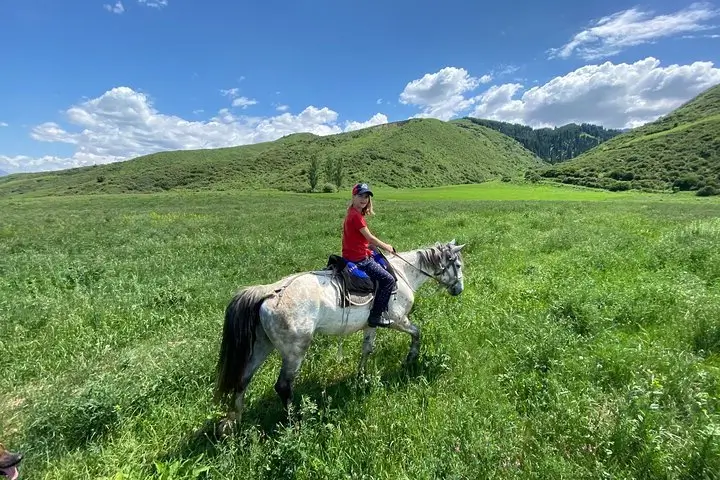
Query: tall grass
xmin=1 ymin=187 xmax=719 ymax=478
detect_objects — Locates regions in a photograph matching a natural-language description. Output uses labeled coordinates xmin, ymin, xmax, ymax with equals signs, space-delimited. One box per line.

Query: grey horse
xmin=214 ymin=240 xmax=465 ymax=432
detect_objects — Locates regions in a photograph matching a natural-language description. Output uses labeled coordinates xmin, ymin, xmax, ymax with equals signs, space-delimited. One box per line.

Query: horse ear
xmin=451 ymin=243 xmax=465 ymax=253
xmin=449 ymin=238 xmax=456 ymax=245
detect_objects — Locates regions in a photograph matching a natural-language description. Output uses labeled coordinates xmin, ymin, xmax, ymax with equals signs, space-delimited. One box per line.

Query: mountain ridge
xmin=533 ymin=83 xmax=720 ymax=195
xmin=0 ymin=118 xmax=545 ymax=197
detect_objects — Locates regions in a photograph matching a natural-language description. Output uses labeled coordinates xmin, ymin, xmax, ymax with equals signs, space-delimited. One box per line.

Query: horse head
xmin=417 ymin=239 xmax=466 ymax=296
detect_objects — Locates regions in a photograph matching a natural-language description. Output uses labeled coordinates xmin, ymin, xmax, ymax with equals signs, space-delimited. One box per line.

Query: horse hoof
xmin=216 ymin=417 xmax=236 ymax=439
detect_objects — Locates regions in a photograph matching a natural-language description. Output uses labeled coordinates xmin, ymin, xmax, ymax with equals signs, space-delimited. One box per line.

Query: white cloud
xmin=549 ymin=2 xmax=720 ymax=60
xmin=399 ymin=67 xmax=485 ymax=120
xmin=137 ymin=0 xmax=167 ymax=8
xmin=275 ymin=104 xmax=290 ymax=112
xmin=479 ymin=74 xmax=493 ymax=83
xmin=395 ymin=58 xmax=720 ymax=129
xmin=104 ymin=1 xmax=124 ymax=14
xmin=493 ymin=64 xmax=520 ymax=77
xmin=232 ymin=96 xmax=258 ymax=109
xmin=220 ymin=88 xmax=239 ymax=97
xmin=471 ymin=57 xmax=720 ymax=129
xmin=683 ymin=33 xmax=720 ymax=38
xmin=0 ymin=122 xmax=8 ymax=127
xmin=344 ymin=113 xmax=389 ymax=132
xmin=0 ymin=87 xmax=388 ymax=174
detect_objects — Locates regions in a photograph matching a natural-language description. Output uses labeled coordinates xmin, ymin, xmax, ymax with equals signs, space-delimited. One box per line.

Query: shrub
xmin=673 ymin=174 xmax=701 ymax=191
xmin=322 ymin=182 xmax=337 ymax=193
xmin=608 ymin=170 xmax=635 ymax=181
xmin=608 ymin=181 xmax=630 ymax=192
xmin=524 ymin=171 xmax=541 ymax=183
xmin=696 ymin=186 xmax=717 ymax=197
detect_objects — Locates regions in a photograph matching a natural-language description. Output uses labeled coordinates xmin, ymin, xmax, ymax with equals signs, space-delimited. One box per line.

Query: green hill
xmin=454 ymin=118 xmax=622 ymax=163
xmin=0 ymin=118 xmax=544 ymax=197
xmin=535 ymin=83 xmax=720 ymax=195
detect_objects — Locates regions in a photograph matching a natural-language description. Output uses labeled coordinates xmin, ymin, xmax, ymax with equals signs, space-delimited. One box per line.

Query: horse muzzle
xmin=448 ymin=280 xmax=463 ymax=296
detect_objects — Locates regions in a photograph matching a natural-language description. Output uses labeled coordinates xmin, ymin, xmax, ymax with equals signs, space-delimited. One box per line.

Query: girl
xmin=342 ymin=183 xmax=396 ymax=328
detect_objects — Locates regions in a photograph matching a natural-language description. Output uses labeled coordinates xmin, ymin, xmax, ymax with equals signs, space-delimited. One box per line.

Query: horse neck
xmin=392 ymin=250 xmax=433 ymax=291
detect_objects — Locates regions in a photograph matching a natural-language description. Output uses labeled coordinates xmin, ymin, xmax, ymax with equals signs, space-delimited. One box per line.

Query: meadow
xmin=1 ymin=183 xmax=719 ymax=479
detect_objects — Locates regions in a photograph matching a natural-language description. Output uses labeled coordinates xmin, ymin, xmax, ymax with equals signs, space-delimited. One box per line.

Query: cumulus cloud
xmin=104 ymin=1 xmax=124 ymax=14
xmin=549 ymin=2 xmax=720 ymax=60
xmin=0 ymin=87 xmax=388 ymax=174
xmin=397 ymin=58 xmax=720 ymax=129
xmin=232 ymin=96 xmax=258 ymax=109
xmin=344 ymin=113 xmax=389 ymax=132
xmin=471 ymin=57 xmax=720 ymax=129
xmin=220 ymin=88 xmax=257 ymax=108
xmin=399 ymin=67 xmax=487 ymax=120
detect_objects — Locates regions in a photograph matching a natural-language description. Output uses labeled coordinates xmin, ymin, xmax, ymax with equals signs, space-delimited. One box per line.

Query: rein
xmin=388 ymin=250 xmax=435 ymax=279
xmin=386 ymin=249 xmax=460 ymax=291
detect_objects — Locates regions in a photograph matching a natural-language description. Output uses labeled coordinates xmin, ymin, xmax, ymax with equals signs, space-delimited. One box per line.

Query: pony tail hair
xmin=363 ymin=197 xmax=375 ymax=216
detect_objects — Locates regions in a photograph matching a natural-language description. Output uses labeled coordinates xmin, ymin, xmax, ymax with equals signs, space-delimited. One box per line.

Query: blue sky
xmin=1 ymin=0 xmax=719 ymax=174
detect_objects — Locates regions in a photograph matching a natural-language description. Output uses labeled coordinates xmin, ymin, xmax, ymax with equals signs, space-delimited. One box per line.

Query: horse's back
xmin=258 ymin=271 xmax=369 ymax=337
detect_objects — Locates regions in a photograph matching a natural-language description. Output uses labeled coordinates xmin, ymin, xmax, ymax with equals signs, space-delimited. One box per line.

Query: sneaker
xmin=368 ymin=312 xmax=393 ymax=328
xmin=0 ymin=443 xmax=21 ymax=480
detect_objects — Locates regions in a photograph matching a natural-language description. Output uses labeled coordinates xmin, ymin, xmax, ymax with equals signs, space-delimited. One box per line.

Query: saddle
xmin=324 ymin=251 xmax=398 ymax=308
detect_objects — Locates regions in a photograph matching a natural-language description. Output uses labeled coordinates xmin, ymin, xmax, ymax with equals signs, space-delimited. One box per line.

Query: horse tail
xmin=214 ymin=285 xmax=275 ymax=406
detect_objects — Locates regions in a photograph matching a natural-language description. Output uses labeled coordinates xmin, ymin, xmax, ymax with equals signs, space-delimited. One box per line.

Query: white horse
xmin=213 ymin=240 xmax=465 ymax=430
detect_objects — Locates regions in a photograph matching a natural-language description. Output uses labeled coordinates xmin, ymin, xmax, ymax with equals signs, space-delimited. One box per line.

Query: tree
xmin=332 ymin=159 xmax=343 ymax=188
xmin=308 ymin=156 xmax=320 ymax=191
xmin=323 ymin=158 xmax=334 ymax=185
xmin=323 ymin=157 xmax=343 ymax=188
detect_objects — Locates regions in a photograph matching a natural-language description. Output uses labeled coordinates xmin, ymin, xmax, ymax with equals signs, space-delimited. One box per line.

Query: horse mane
xmin=416 ymin=243 xmax=453 ymax=272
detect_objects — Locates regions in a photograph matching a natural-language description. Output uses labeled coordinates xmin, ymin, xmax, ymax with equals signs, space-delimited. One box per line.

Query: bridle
xmin=387 ymin=249 xmax=462 ymax=292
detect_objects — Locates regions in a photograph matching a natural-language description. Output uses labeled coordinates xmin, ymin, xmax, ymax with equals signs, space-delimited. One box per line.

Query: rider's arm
xmin=360 ymin=227 xmax=394 ymax=253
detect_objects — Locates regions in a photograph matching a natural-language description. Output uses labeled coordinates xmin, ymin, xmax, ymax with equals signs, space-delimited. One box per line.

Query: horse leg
xmin=357 ymin=326 xmax=377 ymax=377
xmin=233 ymin=329 xmax=274 ymax=421
xmin=390 ymin=315 xmax=421 ymax=364
xmin=218 ymin=327 xmax=274 ymax=436
xmin=273 ymin=338 xmax=311 ymax=414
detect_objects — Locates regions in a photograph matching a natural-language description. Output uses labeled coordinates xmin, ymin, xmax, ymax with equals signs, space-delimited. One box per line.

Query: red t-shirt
xmin=342 ymin=207 xmax=371 ymax=262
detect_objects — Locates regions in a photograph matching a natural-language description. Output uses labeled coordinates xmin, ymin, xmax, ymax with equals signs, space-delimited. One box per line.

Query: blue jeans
xmin=356 ymin=257 xmax=395 ymax=318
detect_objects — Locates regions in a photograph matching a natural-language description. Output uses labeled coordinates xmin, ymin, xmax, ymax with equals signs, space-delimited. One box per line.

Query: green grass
xmin=0 ymin=118 xmax=544 ymax=198
xmin=2 ymin=184 xmax=720 ymax=479
xmin=621 ymin=114 xmax=720 ymax=145
xmin=364 ymin=180 xmax=719 ymax=202
xmin=537 ymin=83 xmax=720 ymax=195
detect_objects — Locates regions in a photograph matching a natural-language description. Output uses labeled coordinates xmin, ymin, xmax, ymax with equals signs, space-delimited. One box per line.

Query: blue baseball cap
xmin=352 ymin=183 xmax=373 ymax=196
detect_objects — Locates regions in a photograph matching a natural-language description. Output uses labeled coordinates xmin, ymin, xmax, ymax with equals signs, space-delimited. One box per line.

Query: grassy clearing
xmin=362 ymin=181 xmax=720 ymax=202
xmin=1 ymin=185 xmax=719 ymax=479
